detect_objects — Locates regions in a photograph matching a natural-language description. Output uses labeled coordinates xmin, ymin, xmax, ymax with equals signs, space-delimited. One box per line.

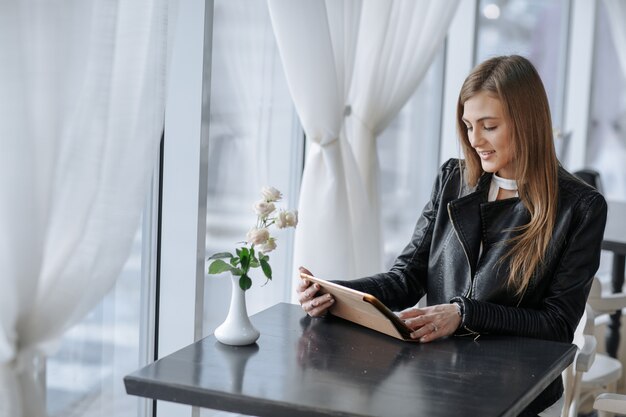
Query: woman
xmin=297 ymin=55 xmax=607 ymax=416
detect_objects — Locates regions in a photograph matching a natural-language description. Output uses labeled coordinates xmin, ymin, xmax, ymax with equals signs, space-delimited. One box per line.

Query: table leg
xmin=606 ymin=254 xmax=626 ymax=358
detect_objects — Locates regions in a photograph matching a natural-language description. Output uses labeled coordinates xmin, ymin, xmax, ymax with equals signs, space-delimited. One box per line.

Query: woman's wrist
xmin=450 ymin=298 xmax=465 ymax=329
xmin=453 ymin=301 xmax=462 ymax=317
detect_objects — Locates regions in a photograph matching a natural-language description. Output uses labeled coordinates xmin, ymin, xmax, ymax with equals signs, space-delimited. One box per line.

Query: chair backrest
xmin=573 ymin=169 xmax=603 ymax=194
xmin=587 ymin=275 xmax=626 ymax=315
xmin=563 ymin=276 xmax=626 ymax=417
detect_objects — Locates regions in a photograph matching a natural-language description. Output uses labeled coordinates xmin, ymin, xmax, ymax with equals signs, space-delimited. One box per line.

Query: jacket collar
xmin=447 ymin=172 xmax=529 ymax=274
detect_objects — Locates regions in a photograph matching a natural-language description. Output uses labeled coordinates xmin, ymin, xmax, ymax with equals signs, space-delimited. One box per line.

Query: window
xmin=587 ymin=0 xmax=626 ymax=203
xmin=475 ymin=0 xmax=570 ymax=143
xmin=47 ymin=177 xmax=158 ymax=417
xmin=377 ymin=49 xmax=446 ymax=269
xmin=202 ymin=0 xmax=302 ymax=337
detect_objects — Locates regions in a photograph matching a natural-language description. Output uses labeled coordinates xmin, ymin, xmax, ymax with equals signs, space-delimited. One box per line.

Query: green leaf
xmin=240 ymin=251 xmax=250 ymax=271
xmin=260 ymin=258 xmax=272 ymax=280
xmin=260 ymin=253 xmax=270 ymax=262
xmin=231 ymin=268 xmax=243 ymax=276
xmin=250 ymin=247 xmax=255 ymax=259
xmin=236 ymin=248 xmax=242 ymax=257
xmin=207 ymin=252 xmax=233 ymax=261
xmin=230 ymin=257 xmax=240 ymax=267
xmin=239 ymin=274 xmax=252 ymax=291
xmin=250 ymin=258 xmax=260 ymax=268
xmin=208 ymin=259 xmax=234 ymax=275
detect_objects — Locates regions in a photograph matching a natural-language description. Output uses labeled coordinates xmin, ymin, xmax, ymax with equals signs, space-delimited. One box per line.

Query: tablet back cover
xmin=301 ymin=274 xmax=412 ymax=341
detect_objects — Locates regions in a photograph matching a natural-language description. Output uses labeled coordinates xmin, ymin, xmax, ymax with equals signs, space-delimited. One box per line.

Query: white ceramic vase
xmin=214 ymin=275 xmax=260 ymax=346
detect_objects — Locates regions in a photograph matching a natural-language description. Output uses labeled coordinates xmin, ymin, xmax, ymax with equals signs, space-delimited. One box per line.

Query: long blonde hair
xmin=456 ymin=55 xmax=559 ymax=297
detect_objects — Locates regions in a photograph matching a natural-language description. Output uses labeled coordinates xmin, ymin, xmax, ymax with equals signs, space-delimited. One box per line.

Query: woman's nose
xmin=468 ymin=131 xmax=482 ymax=148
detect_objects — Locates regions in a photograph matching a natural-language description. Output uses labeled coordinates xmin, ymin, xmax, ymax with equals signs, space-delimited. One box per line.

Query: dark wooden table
xmin=125 ymin=303 xmax=575 ymax=417
xmin=603 ymin=201 xmax=626 ymax=358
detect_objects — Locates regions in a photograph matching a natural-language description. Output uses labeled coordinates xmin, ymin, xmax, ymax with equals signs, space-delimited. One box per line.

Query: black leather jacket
xmin=337 ymin=158 xmax=607 ymax=415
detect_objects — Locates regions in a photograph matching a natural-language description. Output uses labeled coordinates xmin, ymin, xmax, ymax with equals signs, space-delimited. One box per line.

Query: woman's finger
xmin=397 ymin=307 xmax=426 ymax=320
xmin=299 ymin=266 xmax=314 ymax=276
xmin=411 ymin=322 xmax=441 ymax=342
xmin=306 ymin=294 xmax=334 ymax=317
xmin=407 ymin=304 xmax=462 ymax=342
xmin=297 ymin=282 xmax=319 ymax=304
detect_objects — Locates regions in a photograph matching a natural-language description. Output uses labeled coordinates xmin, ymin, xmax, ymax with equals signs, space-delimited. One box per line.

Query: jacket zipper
xmin=447 ymin=203 xmax=474 ymax=298
xmin=448 ymin=204 xmax=482 ymax=341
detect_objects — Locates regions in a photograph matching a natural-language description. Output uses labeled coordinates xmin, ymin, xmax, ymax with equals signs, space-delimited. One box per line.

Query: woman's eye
xmin=484 ymin=126 xmax=497 ymax=131
xmin=465 ymin=125 xmax=473 ymax=132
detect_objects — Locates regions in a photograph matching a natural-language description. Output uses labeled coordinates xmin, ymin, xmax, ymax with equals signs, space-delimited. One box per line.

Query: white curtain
xmin=268 ymin=0 xmax=458 ymax=284
xmin=603 ymin=0 xmax=626 ymax=79
xmin=0 ymin=1 xmax=177 ymax=416
xmin=268 ymin=0 xmax=364 ymax=284
xmin=346 ymin=0 xmax=458 ymax=263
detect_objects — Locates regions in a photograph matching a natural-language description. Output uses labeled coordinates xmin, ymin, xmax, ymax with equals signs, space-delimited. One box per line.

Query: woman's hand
xmin=296 ymin=266 xmax=335 ymax=317
xmin=398 ymin=303 xmax=461 ymax=343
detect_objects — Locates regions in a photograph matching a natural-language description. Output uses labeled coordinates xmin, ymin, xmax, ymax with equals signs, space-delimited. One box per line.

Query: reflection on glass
xmin=475 ymin=0 xmax=570 ymax=133
xmin=377 ymin=49 xmax=445 ymax=269
xmin=203 ymin=0 xmax=300 ymax=336
xmin=46 ymin=223 xmax=147 ymax=417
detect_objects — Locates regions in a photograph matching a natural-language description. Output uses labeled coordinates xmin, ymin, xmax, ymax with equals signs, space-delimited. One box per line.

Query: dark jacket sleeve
xmin=334 ymin=159 xmax=457 ymax=311
xmin=452 ymin=192 xmax=608 ymax=343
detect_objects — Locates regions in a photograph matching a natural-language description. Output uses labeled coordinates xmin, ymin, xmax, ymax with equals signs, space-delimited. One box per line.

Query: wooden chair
xmin=561 ymin=277 xmax=626 ymax=417
xmin=593 ymin=392 xmax=626 ymax=416
xmin=559 ymin=304 xmax=597 ymax=417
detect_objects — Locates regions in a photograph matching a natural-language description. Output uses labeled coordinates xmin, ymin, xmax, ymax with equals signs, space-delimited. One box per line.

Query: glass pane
xmin=587 ymin=0 xmax=626 ymax=203
xmin=377 ymin=49 xmax=446 ymax=270
xmin=586 ymin=0 xmax=626 ymax=285
xmin=203 ymin=0 xmax=301 ymax=336
xmin=475 ymin=0 xmax=570 ymax=138
xmin=46 ymin=210 xmax=153 ymax=417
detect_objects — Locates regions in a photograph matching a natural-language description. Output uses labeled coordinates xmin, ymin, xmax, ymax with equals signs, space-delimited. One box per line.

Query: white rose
xmin=275 ymin=211 xmax=289 ymax=229
xmin=258 ymin=237 xmax=277 ymax=253
xmin=246 ymin=227 xmax=270 ymax=245
xmin=253 ymin=200 xmax=275 ymax=218
xmin=285 ymin=210 xmax=298 ymax=227
xmin=276 ymin=210 xmax=298 ymax=229
xmin=261 ymin=186 xmax=282 ymax=202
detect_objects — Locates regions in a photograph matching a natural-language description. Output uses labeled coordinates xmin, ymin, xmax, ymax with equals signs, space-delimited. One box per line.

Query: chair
xmin=560 ymin=304 xmax=598 ymax=417
xmin=568 ymin=276 xmax=626 ymax=417
xmin=593 ymin=392 xmax=626 ymax=416
xmin=573 ymin=169 xmax=604 ymax=194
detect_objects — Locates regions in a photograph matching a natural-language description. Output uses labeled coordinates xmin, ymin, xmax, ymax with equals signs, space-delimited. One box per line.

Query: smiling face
xmin=462 ymin=90 xmax=515 ymax=179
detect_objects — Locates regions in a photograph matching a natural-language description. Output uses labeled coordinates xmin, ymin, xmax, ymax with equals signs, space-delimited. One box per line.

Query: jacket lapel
xmin=480 ymin=198 xmax=530 ymax=246
xmin=447 ymin=173 xmax=491 ymax=275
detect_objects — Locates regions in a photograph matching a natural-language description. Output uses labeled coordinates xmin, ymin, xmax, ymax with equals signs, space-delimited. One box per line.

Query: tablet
xmin=300 ymin=273 xmax=415 ymax=341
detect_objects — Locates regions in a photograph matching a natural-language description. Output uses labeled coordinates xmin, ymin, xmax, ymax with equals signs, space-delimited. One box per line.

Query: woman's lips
xmin=478 ymin=150 xmax=495 ymax=159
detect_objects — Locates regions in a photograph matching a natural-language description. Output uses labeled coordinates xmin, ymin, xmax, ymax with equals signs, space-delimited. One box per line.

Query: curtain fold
xmin=346 ymin=0 xmax=458 ymax=271
xmin=0 ymin=1 xmax=177 ymax=416
xmin=268 ymin=0 xmax=364 ymax=282
xmin=268 ymin=0 xmax=458 ymax=285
